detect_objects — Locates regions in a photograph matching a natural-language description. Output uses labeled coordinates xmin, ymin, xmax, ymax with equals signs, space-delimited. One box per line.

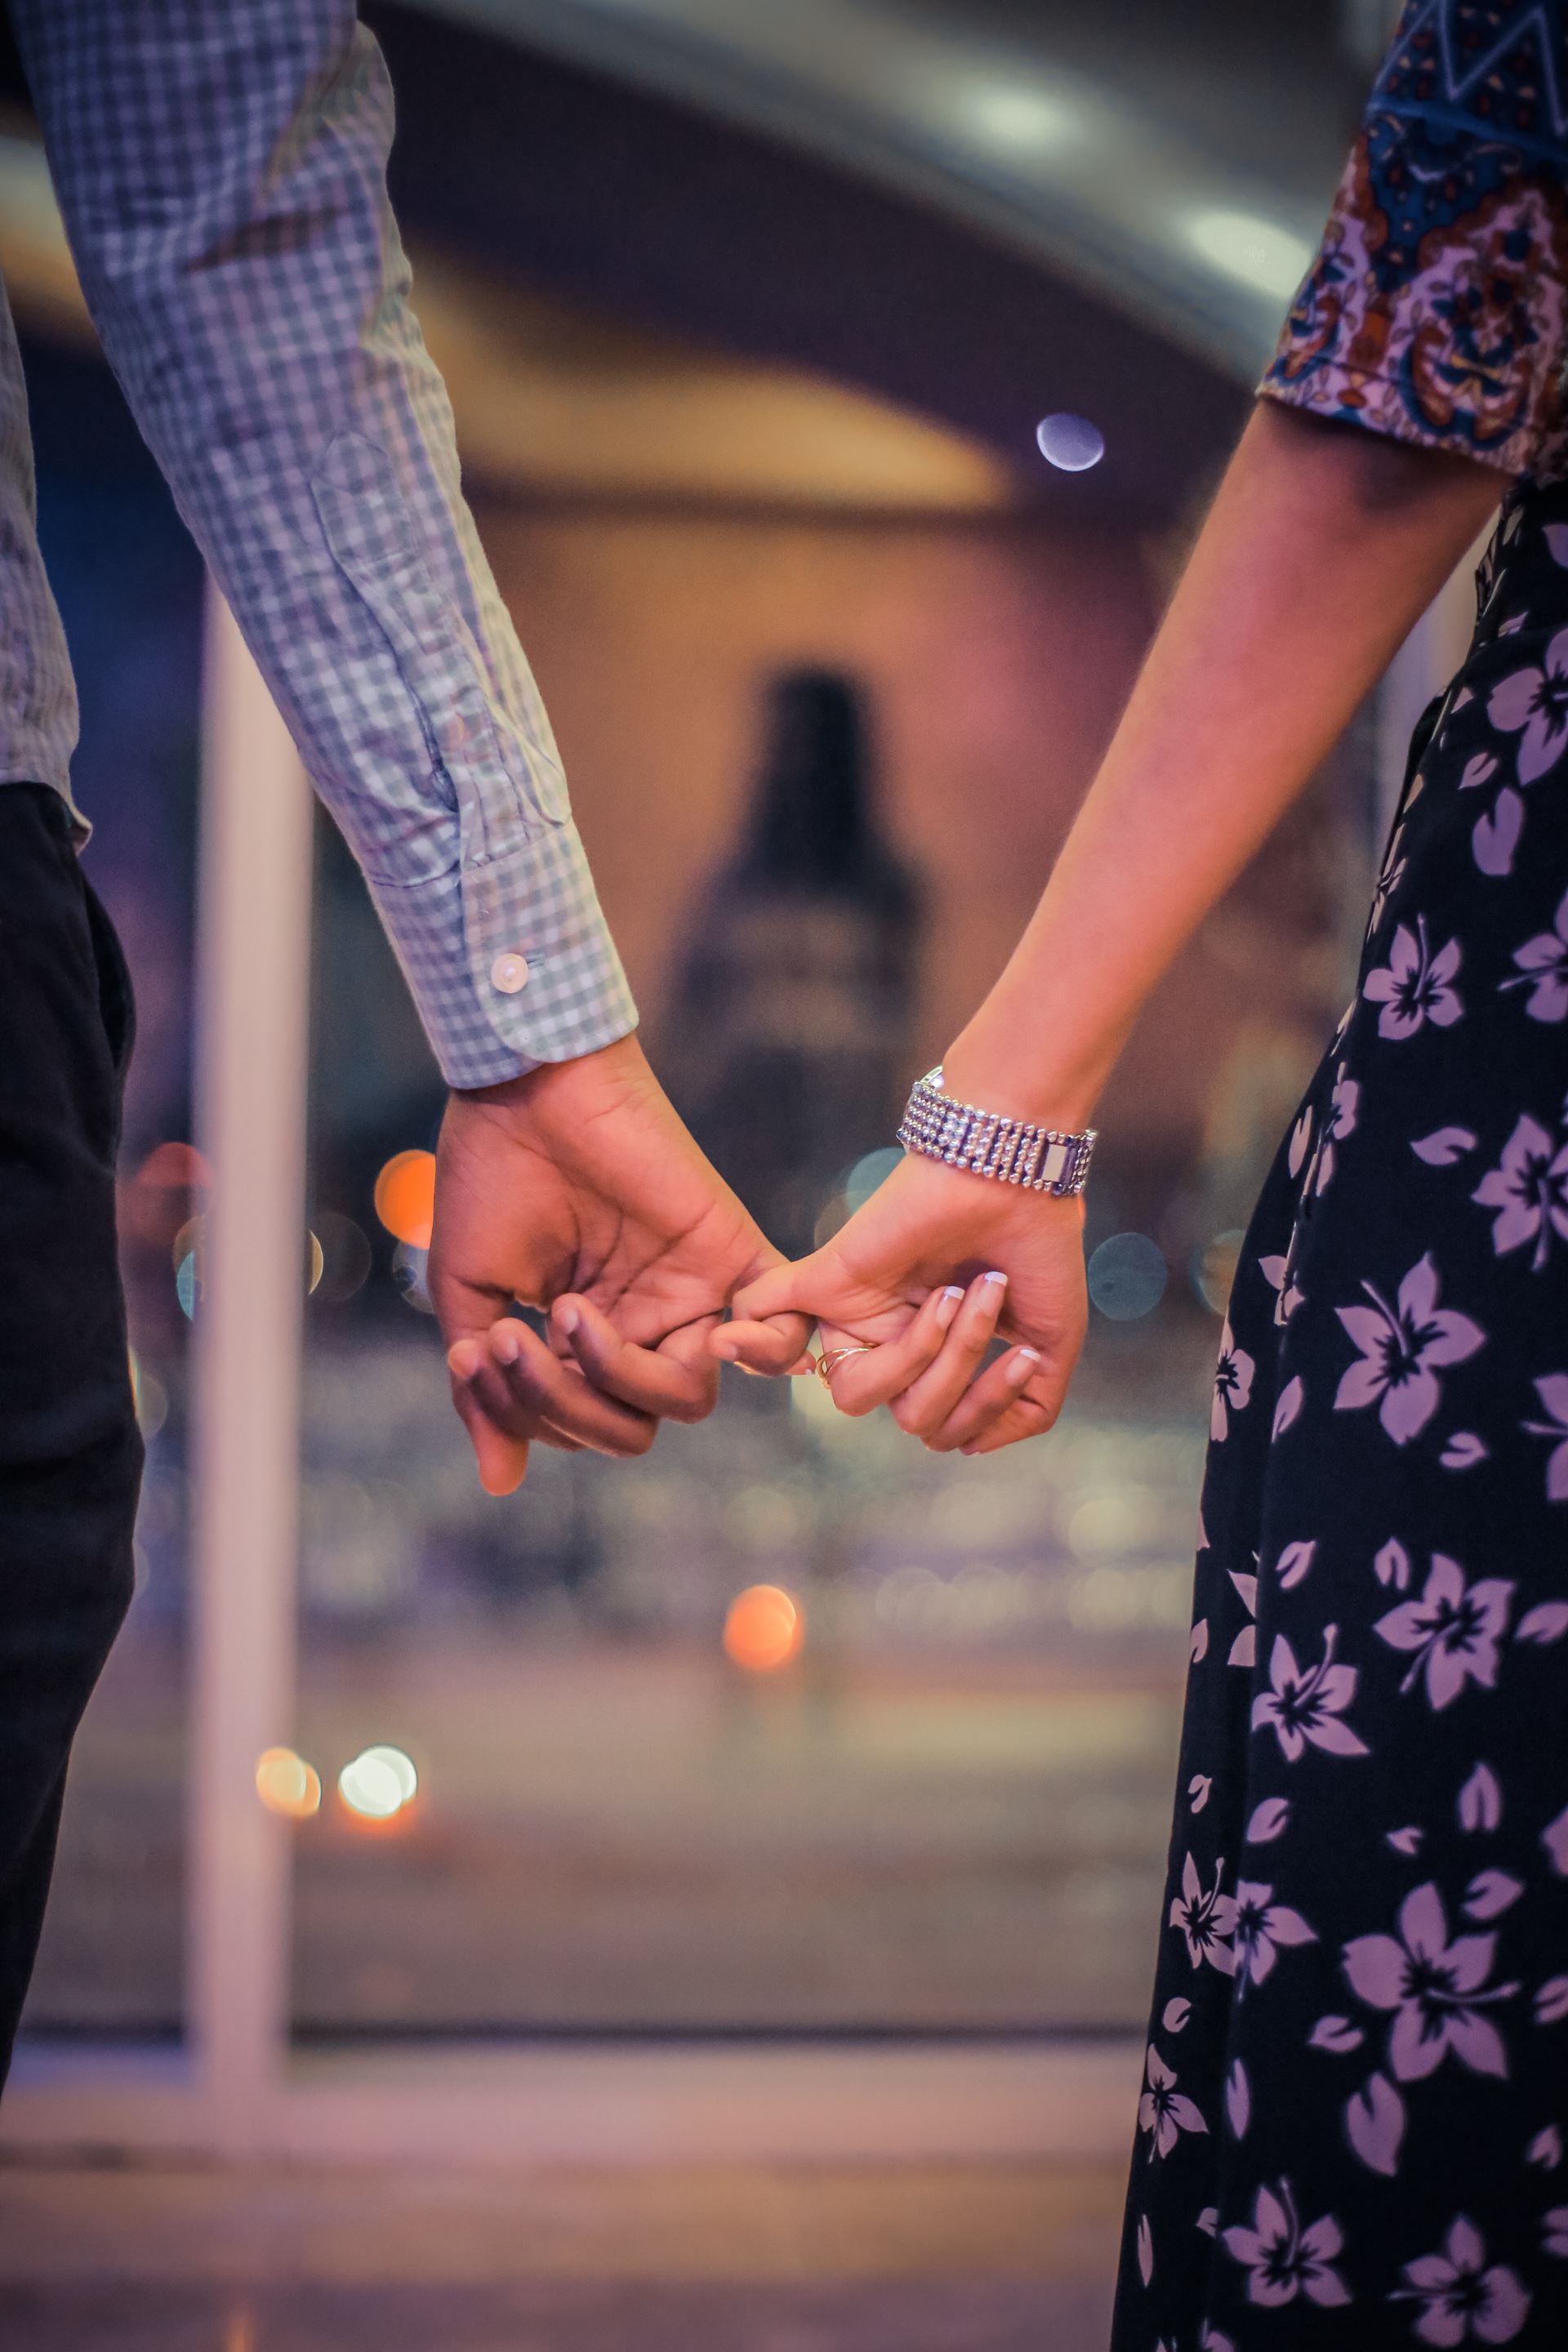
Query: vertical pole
xmin=188 ymin=583 xmax=314 ymax=2149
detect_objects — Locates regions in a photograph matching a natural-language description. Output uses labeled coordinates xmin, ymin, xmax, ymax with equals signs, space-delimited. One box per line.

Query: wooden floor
xmin=0 ymin=2156 xmax=1125 ymax=2349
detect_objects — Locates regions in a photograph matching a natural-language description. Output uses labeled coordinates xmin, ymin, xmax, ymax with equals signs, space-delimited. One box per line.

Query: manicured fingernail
xmin=983 ymin=1270 xmax=1008 ymax=1287
xmin=448 ymin=1343 xmax=477 ymax=1381
xmin=556 ymin=1303 xmax=580 ymax=1339
xmin=936 ymin=1286 xmax=964 ymax=1329
xmin=492 ymin=1325 xmax=520 ymax=1365
xmin=1009 ymin=1346 xmax=1040 ymax=1383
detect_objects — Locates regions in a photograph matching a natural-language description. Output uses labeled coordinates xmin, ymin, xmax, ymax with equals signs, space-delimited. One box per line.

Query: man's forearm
xmin=945 ymin=402 xmax=1505 ymax=1126
xmin=15 ymin=0 xmax=635 ymax=1088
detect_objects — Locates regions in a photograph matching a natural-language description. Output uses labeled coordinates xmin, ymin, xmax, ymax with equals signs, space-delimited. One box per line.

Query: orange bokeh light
xmin=255 ymin=1746 xmax=322 ymax=1820
xmin=374 ymin=1149 xmax=436 ymax=1249
xmin=723 ymin=1584 xmax=803 ymax=1673
xmin=137 ymin=1140 xmax=212 ymax=1191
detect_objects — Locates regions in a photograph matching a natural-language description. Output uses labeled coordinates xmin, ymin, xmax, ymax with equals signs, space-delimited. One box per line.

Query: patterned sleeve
xmin=1261 ymin=2 xmax=1568 ymax=480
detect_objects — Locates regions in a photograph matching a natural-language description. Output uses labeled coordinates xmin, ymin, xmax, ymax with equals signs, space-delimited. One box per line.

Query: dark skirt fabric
xmin=1111 ymin=484 xmax=1568 ymax=2349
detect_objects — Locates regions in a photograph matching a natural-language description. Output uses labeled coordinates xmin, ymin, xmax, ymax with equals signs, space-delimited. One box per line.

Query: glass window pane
xmin=287 ymin=495 xmax=1363 ymax=2036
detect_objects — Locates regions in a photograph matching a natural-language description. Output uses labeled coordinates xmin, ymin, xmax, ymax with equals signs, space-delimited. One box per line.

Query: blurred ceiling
xmin=0 ymin=3 xmax=1396 ymax=513
xmin=0 ymin=127 xmax=1013 ymax=514
xmin=416 ymin=0 xmax=1379 ymax=376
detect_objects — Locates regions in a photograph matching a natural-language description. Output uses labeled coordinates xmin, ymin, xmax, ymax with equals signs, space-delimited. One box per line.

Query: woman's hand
xmin=716 ymin=1151 xmax=1089 ymax=1455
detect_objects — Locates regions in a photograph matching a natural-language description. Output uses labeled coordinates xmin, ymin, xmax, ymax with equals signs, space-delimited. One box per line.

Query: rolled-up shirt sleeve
xmin=1260 ymin=0 xmax=1568 ymax=481
xmin=11 ymin=0 xmax=636 ymax=1088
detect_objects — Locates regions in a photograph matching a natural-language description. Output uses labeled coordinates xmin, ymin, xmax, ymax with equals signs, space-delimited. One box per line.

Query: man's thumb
xmin=715 ymin=1258 xmax=819 ymax=1376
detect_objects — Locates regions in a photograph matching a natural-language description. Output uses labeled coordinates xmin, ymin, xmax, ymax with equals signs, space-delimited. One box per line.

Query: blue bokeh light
xmin=1088 ymin=1232 xmax=1168 ymax=1321
xmin=1036 ymin=412 xmax=1106 ymax=472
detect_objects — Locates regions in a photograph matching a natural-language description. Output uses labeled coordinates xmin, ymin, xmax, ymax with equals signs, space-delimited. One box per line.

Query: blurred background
xmin=0 ymin=3 xmax=1411 ymax=2346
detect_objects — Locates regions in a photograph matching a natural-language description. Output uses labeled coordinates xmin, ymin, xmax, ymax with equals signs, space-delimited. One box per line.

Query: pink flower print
xmin=1458 ymin=1762 xmax=1503 ymax=1834
xmin=1500 ymin=886 xmax=1568 ymax=1022
xmin=1392 ymin=2215 xmax=1531 ymax=2344
xmin=1230 ymin=1880 xmax=1316 ymax=1990
xmin=1544 ymin=1806 xmax=1568 ymax=1878
xmin=1313 ymin=1068 xmax=1359 ymax=1194
xmin=1258 ymin=1253 xmax=1304 ymax=1326
xmin=1489 ymin=626 xmax=1568 ymax=781
xmin=1472 ymin=1116 xmax=1568 ymax=1269
xmin=1252 ymin=1626 xmax=1370 ymax=1762
xmin=1138 ymin=2043 xmax=1208 ymax=2158
xmin=1334 ymin=1253 xmax=1486 ymax=1446
xmin=1363 ymin=917 xmax=1463 ymax=1040
xmin=1524 ymin=1374 xmax=1568 ymax=1502
xmin=1374 ymin=1553 xmax=1513 ymax=1710
xmin=1221 ymin=2179 xmax=1350 ymax=2309
xmin=1169 ymin=1851 xmax=1238 ymax=1974
xmin=1227 ymin=1567 xmax=1258 ymax=1668
xmin=1211 ymin=1323 xmax=1254 ymax=1441
xmin=1343 ymin=1882 xmax=1517 ymax=2083
xmin=1546 ymin=2209 xmax=1568 ymax=2259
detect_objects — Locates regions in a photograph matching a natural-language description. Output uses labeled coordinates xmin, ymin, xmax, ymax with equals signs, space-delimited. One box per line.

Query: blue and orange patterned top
xmin=1262 ymin=2 xmax=1568 ymax=479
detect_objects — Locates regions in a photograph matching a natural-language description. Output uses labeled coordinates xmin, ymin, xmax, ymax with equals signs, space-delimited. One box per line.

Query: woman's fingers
xmin=884 ymin=1271 xmax=1009 ymax=1438
xmin=954 ymin=1362 xmax=1067 ymax=1456
xmin=551 ymin=1295 xmax=719 ymax=1423
xmin=820 ymin=1283 xmax=964 ymax=1416
xmin=450 ymin=1321 xmax=658 ymax=1460
xmin=920 ymin=1343 xmax=1045 ymax=1453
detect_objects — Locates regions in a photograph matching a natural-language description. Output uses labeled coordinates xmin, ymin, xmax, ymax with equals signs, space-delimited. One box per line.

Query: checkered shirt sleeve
xmin=11 ymin=0 xmax=636 ymax=1086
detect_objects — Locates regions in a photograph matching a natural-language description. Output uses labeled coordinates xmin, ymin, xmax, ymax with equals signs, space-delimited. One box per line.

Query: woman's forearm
xmin=944 ymin=401 xmax=1505 ymax=1128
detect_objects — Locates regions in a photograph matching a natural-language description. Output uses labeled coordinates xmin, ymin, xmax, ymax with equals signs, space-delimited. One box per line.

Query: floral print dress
xmin=1112 ymin=9 xmax=1568 ymax=2345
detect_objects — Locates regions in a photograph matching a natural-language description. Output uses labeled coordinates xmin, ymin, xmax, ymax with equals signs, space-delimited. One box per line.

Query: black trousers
xmin=0 ymin=785 xmax=141 ymax=2087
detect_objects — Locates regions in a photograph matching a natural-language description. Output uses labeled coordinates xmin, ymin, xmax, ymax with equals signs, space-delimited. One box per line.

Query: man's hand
xmin=718 ymin=1152 xmax=1088 ymax=1454
xmin=430 ymin=1036 xmax=808 ymax=1493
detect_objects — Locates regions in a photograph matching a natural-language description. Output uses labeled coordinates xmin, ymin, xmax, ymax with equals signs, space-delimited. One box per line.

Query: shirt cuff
xmin=364 ymin=819 xmax=639 ymax=1089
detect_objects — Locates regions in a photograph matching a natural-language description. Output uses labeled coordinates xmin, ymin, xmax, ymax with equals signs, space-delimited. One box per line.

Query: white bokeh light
xmin=1036 ymin=413 xmax=1106 ymax=473
xmin=1183 ymin=207 xmax=1313 ymax=301
xmin=338 ymin=1744 xmax=417 ymax=1820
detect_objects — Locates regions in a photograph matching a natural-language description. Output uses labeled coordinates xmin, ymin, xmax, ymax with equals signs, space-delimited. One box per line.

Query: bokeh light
xmin=373 ymin=1149 xmax=436 ymax=1249
xmin=313 ymin=1210 xmax=372 ymax=1303
xmin=1036 ymin=412 xmax=1106 ymax=472
xmin=1087 ymin=1231 xmax=1167 ymax=1320
xmin=137 ymin=1140 xmax=212 ymax=1191
xmin=176 ymin=1251 xmax=200 ymax=1321
xmin=723 ymin=1584 xmax=804 ymax=1673
xmin=1182 ymin=206 xmax=1312 ymax=301
xmin=255 ymin=1746 xmax=323 ymax=1820
xmin=127 ymin=1348 xmax=168 ymax=1441
xmin=391 ymin=1241 xmax=435 ymax=1314
xmin=844 ymin=1145 xmax=903 ymax=1214
xmin=1191 ymin=1228 xmax=1244 ymax=1316
xmin=338 ymin=1744 xmax=418 ymax=1821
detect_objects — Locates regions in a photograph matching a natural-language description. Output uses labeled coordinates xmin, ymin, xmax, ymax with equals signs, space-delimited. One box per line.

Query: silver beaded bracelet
xmin=897 ymin=1067 xmax=1096 ymax=1197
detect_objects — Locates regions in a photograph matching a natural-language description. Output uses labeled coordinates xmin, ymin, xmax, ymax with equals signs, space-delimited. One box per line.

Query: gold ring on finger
xmin=816 ymin=1344 xmax=875 ymax=1386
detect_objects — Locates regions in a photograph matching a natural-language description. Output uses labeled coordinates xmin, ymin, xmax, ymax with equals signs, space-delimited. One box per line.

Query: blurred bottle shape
xmin=665 ymin=668 xmax=921 ymax=1261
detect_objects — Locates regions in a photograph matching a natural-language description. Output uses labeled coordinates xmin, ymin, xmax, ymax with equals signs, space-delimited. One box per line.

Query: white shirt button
xmin=490 ymin=952 xmax=530 ymax=995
